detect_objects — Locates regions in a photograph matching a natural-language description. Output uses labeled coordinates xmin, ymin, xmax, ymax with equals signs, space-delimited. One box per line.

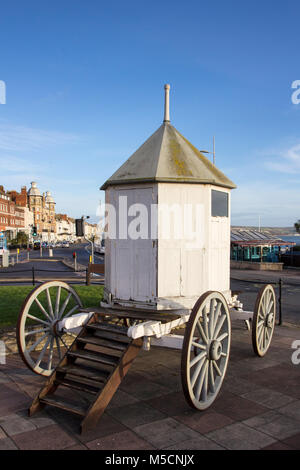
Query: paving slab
xmin=0 ymin=321 xmax=299 ymax=449
xmin=277 ymin=400 xmax=300 ymax=421
xmin=282 ymin=432 xmax=300 ymax=449
xmin=11 ymin=424 xmax=77 ymax=450
xmin=243 ymin=410 xmax=300 ymax=440
xmin=241 ymin=388 xmax=296 ymax=409
xmin=133 ymin=417 xmax=203 ymax=449
xmin=206 ymin=422 xmax=276 ymax=450
xmin=0 ymin=437 xmax=18 ymax=450
xmin=107 ymin=402 xmax=166 ymax=429
xmin=86 ymin=430 xmax=155 ymax=450
xmin=173 ymin=409 xmax=234 ymax=434
xmin=0 ymin=412 xmax=36 ymax=436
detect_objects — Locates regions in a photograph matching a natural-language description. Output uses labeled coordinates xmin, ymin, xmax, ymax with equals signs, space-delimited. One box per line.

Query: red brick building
xmin=0 ymin=185 xmax=25 ymax=237
xmin=8 ymin=186 xmax=28 ymax=207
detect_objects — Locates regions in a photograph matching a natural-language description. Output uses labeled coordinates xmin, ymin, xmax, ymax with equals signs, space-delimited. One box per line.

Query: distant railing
xmin=231 ymin=276 xmax=283 ymax=326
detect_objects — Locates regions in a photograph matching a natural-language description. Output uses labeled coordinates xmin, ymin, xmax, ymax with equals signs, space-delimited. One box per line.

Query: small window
xmin=211 ymin=190 xmax=228 ymax=217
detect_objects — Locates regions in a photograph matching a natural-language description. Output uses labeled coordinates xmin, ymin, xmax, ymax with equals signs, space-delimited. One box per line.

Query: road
xmin=231 ymin=277 xmax=300 ymax=327
xmin=1 ymin=248 xmax=299 ymax=326
xmin=0 ymin=243 xmax=104 ymax=285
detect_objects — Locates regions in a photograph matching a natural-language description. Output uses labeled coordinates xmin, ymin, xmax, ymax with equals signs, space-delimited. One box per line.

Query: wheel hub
xmin=266 ymin=313 xmax=273 ymax=328
xmin=209 ymin=340 xmax=222 ymax=361
xmin=51 ymin=320 xmax=60 ymax=336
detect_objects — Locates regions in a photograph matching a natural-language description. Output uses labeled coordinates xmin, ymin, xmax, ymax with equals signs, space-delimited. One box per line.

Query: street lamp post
xmin=200 ymin=136 xmax=216 ymax=165
xmin=82 ymin=215 xmax=94 ymax=264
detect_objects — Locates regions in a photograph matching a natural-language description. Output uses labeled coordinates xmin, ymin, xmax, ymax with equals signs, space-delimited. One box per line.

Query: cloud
xmin=1 ymin=155 xmax=44 ymax=174
xmin=0 ymin=122 xmax=79 ymax=152
xmin=264 ymin=143 xmax=300 ymax=174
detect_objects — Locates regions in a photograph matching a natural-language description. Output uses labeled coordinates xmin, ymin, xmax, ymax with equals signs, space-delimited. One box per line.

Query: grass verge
xmin=0 ymin=284 xmax=103 ymax=329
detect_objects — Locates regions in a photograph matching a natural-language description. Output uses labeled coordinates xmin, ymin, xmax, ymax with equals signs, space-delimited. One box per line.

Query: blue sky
xmin=1 ymin=0 xmax=300 ymax=226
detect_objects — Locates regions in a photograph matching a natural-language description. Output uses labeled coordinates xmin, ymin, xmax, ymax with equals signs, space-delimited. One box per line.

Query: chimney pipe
xmin=163 ymin=84 xmax=170 ymax=123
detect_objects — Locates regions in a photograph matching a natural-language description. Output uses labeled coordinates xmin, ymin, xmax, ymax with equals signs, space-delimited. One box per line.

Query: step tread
xmin=68 ymin=349 xmax=120 ymax=367
xmin=56 ymin=364 xmax=109 ymax=382
xmin=88 ymin=322 xmax=129 ymax=335
xmin=55 ymin=377 xmax=101 ymax=395
xmin=77 ymin=335 xmax=127 ymax=351
xmin=85 ymin=329 xmax=131 ymax=344
xmin=40 ymin=395 xmax=87 ymax=416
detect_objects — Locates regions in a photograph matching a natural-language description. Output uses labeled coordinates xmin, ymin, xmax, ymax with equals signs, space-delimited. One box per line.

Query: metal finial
xmin=164 ymin=84 xmax=170 ymax=122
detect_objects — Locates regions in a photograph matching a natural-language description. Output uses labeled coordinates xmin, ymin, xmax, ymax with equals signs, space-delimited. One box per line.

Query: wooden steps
xmin=40 ymin=396 xmax=87 ymax=416
xmin=29 ymin=313 xmax=143 ymax=433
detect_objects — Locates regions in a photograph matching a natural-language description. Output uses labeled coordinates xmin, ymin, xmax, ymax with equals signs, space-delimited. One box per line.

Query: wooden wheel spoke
xmin=27 ymin=314 xmax=50 ymax=327
xmin=58 ymin=292 xmax=72 ymax=319
xmin=191 ymin=341 xmax=206 ymax=350
xmin=59 ymin=335 xmax=69 ymax=348
xmin=189 ymin=351 xmax=207 ymax=369
xmin=257 ymin=320 xmax=264 ymax=329
xmin=46 ymin=288 xmax=55 ymax=319
xmin=55 ymin=336 xmax=62 ymax=360
xmin=63 ymin=304 xmax=80 ymax=319
xmin=54 ymin=286 xmax=61 ymax=318
xmin=34 ymin=298 xmax=53 ymax=323
xmin=202 ymin=306 xmax=209 ymax=341
xmin=216 ymin=331 xmax=228 ymax=343
xmin=25 ymin=327 xmax=49 ymax=337
xmin=212 ymin=302 xmax=222 ymax=337
xmin=212 ymin=360 xmax=222 ymax=376
xmin=267 ymin=299 xmax=274 ymax=315
xmin=35 ymin=336 xmax=51 ymax=368
xmin=196 ymin=320 xmax=208 ymax=344
xmin=27 ymin=332 xmax=49 ymax=353
xmin=209 ymin=299 xmax=216 ymax=339
xmin=47 ymin=337 xmax=54 ymax=371
xmin=190 ymin=356 xmax=206 ymax=388
xmin=208 ymin=361 xmax=215 ymax=393
xmin=213 ymin=314 xmax=226 ymax=341
xmin=195 ymin=360 xmax=208 ymax=401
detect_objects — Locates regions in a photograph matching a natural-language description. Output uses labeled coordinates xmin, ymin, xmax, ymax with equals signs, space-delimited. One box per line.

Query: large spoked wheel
xmin=17 ymin=281 xmax=83 ymax=376
xmin=252 ymin=284 xmax=276 ymax=357
xmin=181 ymin=291 xmax=231 ymax=410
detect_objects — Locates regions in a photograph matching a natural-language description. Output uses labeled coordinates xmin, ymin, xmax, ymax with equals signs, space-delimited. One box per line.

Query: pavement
xmin=0 ymin=320 xmax=299 ymax=450
xmin=0 ymin=242 xmax=104 ymax=285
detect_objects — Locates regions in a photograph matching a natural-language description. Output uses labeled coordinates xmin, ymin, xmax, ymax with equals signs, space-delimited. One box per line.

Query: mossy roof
xmin=100 ymin=122 xmax=236 ymax=190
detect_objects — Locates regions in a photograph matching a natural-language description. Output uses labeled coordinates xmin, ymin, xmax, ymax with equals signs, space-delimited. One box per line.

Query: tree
xmin=9 ymin=231 xmax=29 ymax=246
xmin=295 ymin=220 xmax=300 ymax=233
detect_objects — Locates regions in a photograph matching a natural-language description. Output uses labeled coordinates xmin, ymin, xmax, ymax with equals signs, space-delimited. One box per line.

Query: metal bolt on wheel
xmin=17 ymin=281 xmax=83 ymax=376
xmin=181 ymin=291 xmax=231 ymax=410
xmin=252 ymin=284 xmax=276 ymax=357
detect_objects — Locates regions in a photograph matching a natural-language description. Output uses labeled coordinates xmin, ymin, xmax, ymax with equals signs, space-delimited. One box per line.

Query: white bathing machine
xmin=17 ymin=85 xmax=277 ymax=432
xmin=101 ymin=85 xmax=235 ymax=311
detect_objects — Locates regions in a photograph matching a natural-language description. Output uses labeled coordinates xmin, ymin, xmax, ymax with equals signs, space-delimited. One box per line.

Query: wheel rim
xmin=17 ymin=281 xmax=83 ymax=376
xmin=181 ymin=291 xmax=231 ymax=410
xmin=252 ymin=284 xmax=276 ymax=357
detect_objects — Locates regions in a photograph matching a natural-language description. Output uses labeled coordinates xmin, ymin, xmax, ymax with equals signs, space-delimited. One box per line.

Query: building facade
xmin=0 ymin=185 xmax=25 ymax=239
xmin=27 ymin=182 xmax=56 ymax=242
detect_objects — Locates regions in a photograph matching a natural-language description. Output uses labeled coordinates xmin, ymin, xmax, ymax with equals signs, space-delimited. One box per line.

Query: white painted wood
xmin=151 ymin=334 xmax=184 ymax=349
xmin=58 ymin=312 xmax=94 ymax=332
xmin=229 ymin=310 xmax=254 ymax=321
xmin=127 ymin=313 xmax=190 ymax=339
xmin=104 ymin=182 xmax=232 ymax=309
xmin=105 ymin=185 xmax=157 ymax=304
xmin=156 ymin=183 xmax=231 ymax=309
